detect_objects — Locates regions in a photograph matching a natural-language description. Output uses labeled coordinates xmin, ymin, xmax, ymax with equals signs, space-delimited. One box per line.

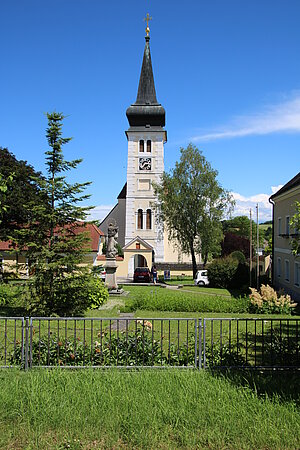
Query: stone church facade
xmin=100 ymin=29 xmax=201 ymax=278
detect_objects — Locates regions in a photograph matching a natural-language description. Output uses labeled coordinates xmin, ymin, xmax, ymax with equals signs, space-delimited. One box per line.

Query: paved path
xmin=111 ymin=313 xmax=135 ymax=331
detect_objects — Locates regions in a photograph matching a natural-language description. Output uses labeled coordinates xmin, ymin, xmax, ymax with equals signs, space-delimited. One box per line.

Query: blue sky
xmin=1 ymin=0 xmax=300 ymax=222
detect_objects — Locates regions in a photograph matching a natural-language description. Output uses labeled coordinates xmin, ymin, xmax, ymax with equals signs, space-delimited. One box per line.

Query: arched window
xmin=146 ymin=209 xmax=152 ymax=229
xmin=137 ymin=209 xmax=143 ymax=229
xmin=139 ymin=140 xmax=144 ymax=152
xmin=147 ymin=140 xmax=151 ymax=152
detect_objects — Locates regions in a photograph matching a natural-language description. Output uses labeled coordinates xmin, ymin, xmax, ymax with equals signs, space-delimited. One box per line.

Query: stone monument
xmin=105 ymin=221 xmax=119 ymax=291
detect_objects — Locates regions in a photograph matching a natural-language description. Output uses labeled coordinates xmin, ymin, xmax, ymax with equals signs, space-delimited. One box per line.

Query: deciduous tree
xmin=153 ymin=144 xmax=233 ymax=277
xmin=0 ymin=148 xmax=45 ymax=240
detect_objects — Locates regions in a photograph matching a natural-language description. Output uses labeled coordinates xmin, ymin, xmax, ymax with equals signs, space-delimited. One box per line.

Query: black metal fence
xmin=1 ymin=317 xmax=299 ymax=369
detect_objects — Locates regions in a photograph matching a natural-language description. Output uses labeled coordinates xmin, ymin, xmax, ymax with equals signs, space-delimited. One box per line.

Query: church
xmin=100 ymin=18 xmax=202 ymax=278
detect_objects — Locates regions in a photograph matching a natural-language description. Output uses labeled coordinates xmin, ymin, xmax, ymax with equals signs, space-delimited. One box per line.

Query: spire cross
xmin=143 ymin=13 xmax=152 ymax=36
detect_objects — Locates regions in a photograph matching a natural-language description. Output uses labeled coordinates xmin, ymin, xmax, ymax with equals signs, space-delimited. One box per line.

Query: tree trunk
xmin=203 ymin=252 xmax=208 ymax=267
xmin=190 ymin=244 xmax=197 ymax=279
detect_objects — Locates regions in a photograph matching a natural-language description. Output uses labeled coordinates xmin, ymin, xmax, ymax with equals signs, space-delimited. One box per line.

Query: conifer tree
xmin=18 ymin=112 xmax=93 ymax=315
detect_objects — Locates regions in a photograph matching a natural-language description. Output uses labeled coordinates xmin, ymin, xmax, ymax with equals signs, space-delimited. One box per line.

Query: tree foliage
xmin=153 ymin=144 xmax=233 ymax=277
xmin=0 ymin=148 xmax=46 ymax=240
xmin=0 ymin=172 xmax=14 ymax=225
xmin=16 ymin=112 xmax=96 ymax=316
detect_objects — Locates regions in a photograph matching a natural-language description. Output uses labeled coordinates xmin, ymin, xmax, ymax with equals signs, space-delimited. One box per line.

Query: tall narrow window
xmin=146 ymin=209 xmax=152 ymax=229
xmin=278 ymin=218 xmax=282 ymax=236
xmin=147 ymin=140 xmax=151 ymax=152
xmin=139 ymin=140 xmax=144 ymax=152
xmin=277 ymin=257 xmax=281 ymax=278
xmin=286 ymin=216 xmax=290 ymax=235
xmin=295 ymin=262 xmax=300 ymax=286
xmin=137 ymin=209 xmax=143 ymax=229
xmin=285 ymin=259 xmax=290 ymax=282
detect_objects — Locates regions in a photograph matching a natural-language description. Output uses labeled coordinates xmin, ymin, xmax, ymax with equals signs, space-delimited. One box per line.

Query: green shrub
xmin=23 ymin=273 xmax=109 ymax=316
xmin=87 ymin=277 xmax=109 ymax=309
xmin=207 ymin=256 xmax=249 ymax=289
xmin=207 ymin=257 xmax=239 ymax=288
xmin=0 ymin=283 xmax=22 ymax=307
xmin=230 ymin=250 xmax=246 ymax=264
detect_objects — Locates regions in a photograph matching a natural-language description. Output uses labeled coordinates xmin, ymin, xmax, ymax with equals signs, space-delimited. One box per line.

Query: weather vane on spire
xmin=144 ymin=13 xmax=152 ymax=37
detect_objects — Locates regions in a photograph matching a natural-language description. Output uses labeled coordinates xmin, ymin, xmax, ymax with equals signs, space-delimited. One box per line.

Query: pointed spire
xmin=135 ymin=36 xmax=158 ymax=105
xmin=126 ymin=28 xmax=165 ymax=128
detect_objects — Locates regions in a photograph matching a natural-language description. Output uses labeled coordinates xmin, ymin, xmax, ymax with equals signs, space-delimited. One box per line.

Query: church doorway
xmin=128 ymin=254 xmax=148 ymax=277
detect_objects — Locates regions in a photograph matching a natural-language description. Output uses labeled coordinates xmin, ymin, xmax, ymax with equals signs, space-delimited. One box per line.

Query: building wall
xmin=273 ymin=186 xmax=300 ymax=301
xmin=125 ymin=131 xmax=165 ymax=261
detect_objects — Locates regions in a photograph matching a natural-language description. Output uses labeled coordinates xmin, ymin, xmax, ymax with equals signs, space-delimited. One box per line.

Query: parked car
xmin=194 ymin=270 xmax=209 ymax=286
xmin=134 ymin=267 xmax=151 ymax=282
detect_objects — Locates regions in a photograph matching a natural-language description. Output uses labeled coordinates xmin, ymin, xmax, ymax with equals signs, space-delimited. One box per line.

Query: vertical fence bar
xmin=29 ymin=318 xmax=33 ymax=369
xmin=194 ymin=319 xmax=197 ymax=368
xmin=245 ymin=319 xmax=248 ymax=365
xmin=21 ymin=318 xmax=25 ymax=366
xmin=254 ymin=319 xmax=257 ymax=368
xmin=160 ymin=320 xmax=163 ymax=366
xmin=198 ymin=319 xmax=202 ymax=369
xmin=203 ymin=319 xmax=206 ymax=369
xmin=24 ymin=317 xmax=29 ymax=370
xmin=261 ymin=320 xmax=264 ymax=366
xmin=4 ymin=319 xmax=7 ymax=366
xmin=168 ymin=320 xmax=171 ymax=364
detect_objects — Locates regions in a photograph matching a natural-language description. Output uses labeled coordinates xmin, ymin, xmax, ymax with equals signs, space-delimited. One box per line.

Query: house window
xmin=286 ymin=216 xmax=290 ymax=236
xmin=137 ymin=209 xmax=143 ymax=230
xmin=147 ymin=140 xmax=151 ymax=153
xmin=277 ymin=257 xmax=281 ymax=278
xmin=146 ymin=209 xmax=152 ymax=229
xmin=136 ymin=243 xmax=141 ymax=249
xmin=285 ymin=259 xmax=290 ymax=282
xmin=278 ymin=218 xmax=282 ymax=236
xmin=139 ymin=140 xmax=144 ymax=152
xmin=295 ymin=262 xmax=300 ymax=287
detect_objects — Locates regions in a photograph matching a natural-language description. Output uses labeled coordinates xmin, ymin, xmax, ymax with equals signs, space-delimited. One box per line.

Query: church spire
xmin=135 ymin=34 xmax=158 ymax=105
xmin=126 ymin=15 xmax=165 ymax=128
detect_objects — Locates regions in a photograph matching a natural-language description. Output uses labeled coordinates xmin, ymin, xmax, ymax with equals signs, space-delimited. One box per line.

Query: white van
xmin=194 ymin=270 xmax=209 ymax=286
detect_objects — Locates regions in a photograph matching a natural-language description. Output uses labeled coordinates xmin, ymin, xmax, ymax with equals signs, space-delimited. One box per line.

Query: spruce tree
xmin=18 ymin=112 xmax=93 ymax=315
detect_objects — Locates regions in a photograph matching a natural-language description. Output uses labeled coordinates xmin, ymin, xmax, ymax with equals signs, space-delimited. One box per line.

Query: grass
xmin=122 ymin=285 xmax=250 ymax=314
xmin=0 ymin=369 xmax=299 ymax=449
xmin=180 ymin=285 xmax=231 ymax=295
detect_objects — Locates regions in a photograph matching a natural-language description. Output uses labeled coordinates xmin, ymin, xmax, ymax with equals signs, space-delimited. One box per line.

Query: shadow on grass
xmin=212 ymin=369 xmax=300 ymax=404
xmin=0 ymin=305 xmax=28 ymax=317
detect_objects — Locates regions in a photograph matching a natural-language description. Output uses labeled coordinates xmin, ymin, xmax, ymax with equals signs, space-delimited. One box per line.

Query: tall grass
xmin=0 ymin=369 xmax=299 ymax=449
xmin=124 ymin=286 xmax=249 ymax=313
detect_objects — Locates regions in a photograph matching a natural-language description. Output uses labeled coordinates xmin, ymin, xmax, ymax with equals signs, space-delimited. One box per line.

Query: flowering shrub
xmin=249 ymin=284 xmax=297 ymax=315
xmin=10 ymin=321 xmax=196 ymax=367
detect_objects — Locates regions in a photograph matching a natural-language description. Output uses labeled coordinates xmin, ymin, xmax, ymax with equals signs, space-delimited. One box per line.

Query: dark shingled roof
xmin=126 ymin=36 xmax=165 ymax=128
xmin=270 ymin=172 xmax=300 ymax=200
xmin=117 ymin=183 xmax=127 ymax=199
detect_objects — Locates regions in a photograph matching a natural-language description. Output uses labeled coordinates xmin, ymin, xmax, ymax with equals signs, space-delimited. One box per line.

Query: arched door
xmin=128 ymin=254 xmax=148 ymax=277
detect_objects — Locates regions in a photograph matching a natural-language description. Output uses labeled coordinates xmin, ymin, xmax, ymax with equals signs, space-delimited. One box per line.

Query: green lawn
xmin=0 ymin=369 xmax=299 ymax=449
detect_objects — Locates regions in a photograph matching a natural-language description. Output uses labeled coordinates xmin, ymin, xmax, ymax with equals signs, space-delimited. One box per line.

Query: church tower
xmin=125 ymin=19 xmax=167 ymax=263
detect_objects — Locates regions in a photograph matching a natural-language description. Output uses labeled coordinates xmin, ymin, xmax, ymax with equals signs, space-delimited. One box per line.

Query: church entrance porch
xmin=128 ymin=254 xmax=148 ymax=278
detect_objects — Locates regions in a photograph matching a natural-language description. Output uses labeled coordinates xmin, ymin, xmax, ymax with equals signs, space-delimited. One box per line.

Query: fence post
xmin=198 ymin=319 xmax=202 ymax=370
xmin=24 ymin=317 xmax=29 ymax=370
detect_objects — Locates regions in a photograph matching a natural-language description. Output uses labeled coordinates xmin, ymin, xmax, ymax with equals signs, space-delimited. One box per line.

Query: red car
xmin=133 ymin=267 xmax=151 ymax=282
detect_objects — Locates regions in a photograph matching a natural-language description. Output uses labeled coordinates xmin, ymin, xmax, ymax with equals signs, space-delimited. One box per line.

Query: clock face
xmin=139 ymin=157 xmax=151 ymax=171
